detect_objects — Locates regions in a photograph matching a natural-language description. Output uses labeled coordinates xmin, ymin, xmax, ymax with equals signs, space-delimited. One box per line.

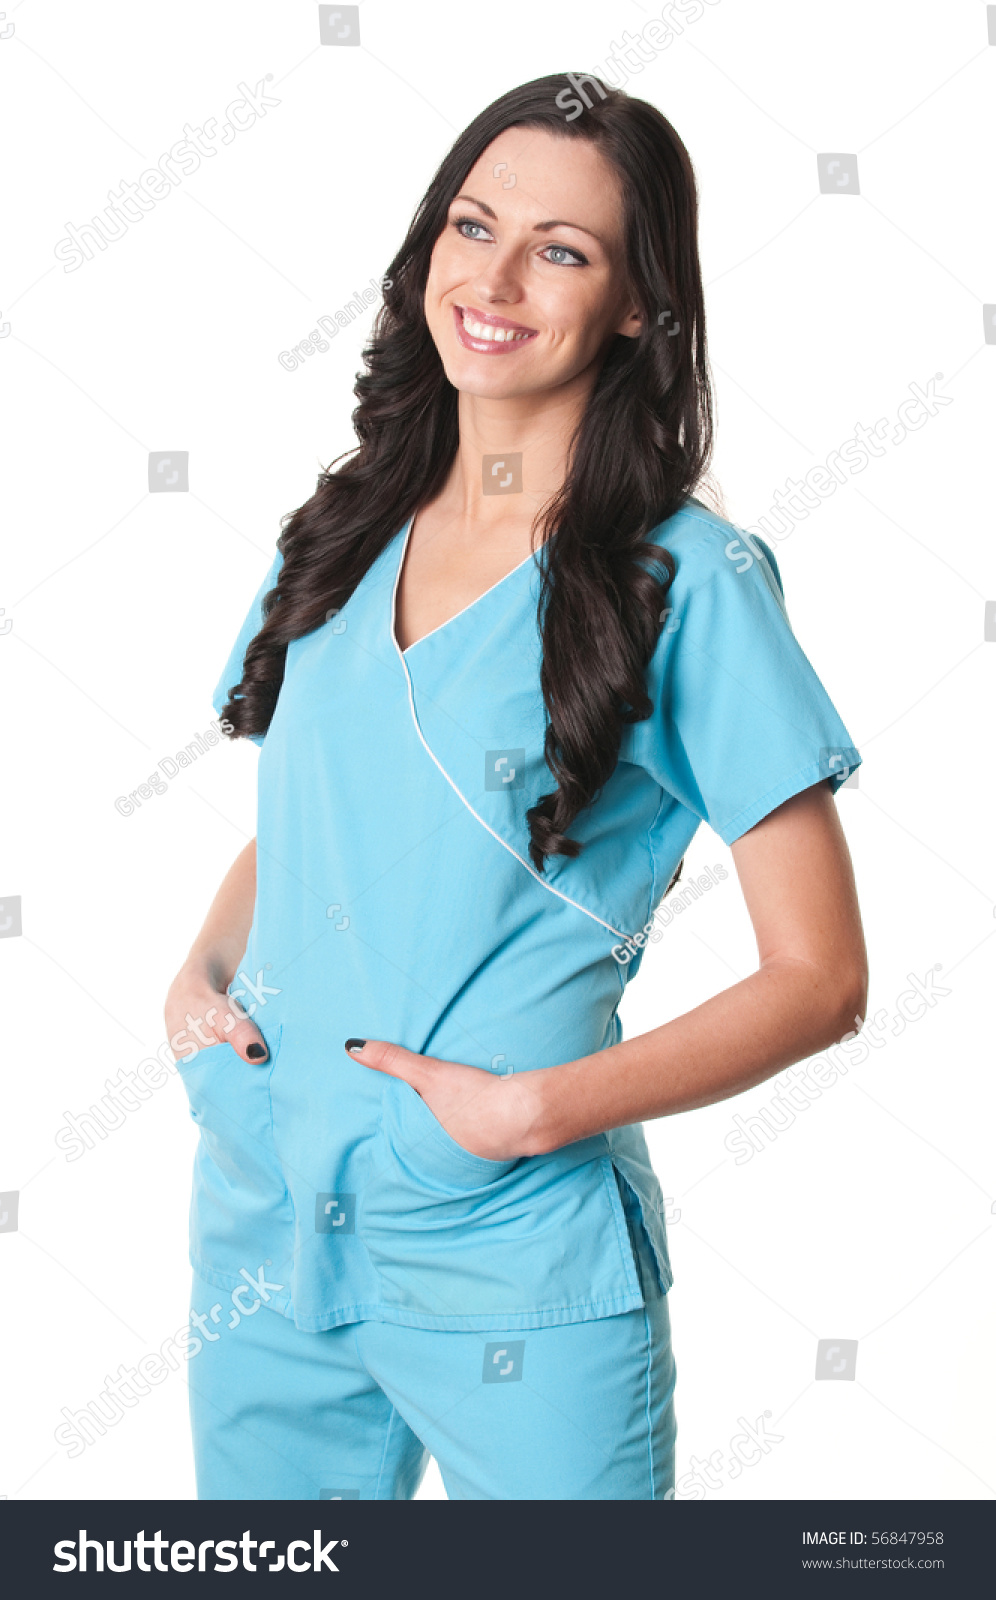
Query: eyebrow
xmin=451 ymin=193 xmax=605 ymax=245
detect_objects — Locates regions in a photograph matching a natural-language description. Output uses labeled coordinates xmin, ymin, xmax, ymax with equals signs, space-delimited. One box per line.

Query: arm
xmin=164 ymin=838 xmax=270 ymax=1064
xmin=350 ymin=781 xmax=868 ymax=1157
xmin=528 ymin=780 xmax=867 ymax=1149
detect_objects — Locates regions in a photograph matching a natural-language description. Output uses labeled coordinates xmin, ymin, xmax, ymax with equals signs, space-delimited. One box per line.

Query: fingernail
xmin=246 ymin=1042 xmax=267 ymax=1061
xmin=345 ymin=1038 xmax=366 ymax=1053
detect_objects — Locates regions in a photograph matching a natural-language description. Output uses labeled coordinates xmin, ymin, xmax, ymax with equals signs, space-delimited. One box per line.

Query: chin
xmin=438 ymin=353 xmax=538 ymax=398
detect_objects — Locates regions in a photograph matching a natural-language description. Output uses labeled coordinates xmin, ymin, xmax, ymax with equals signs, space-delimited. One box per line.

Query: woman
xmin=166 ymin=74 xmax=867 ymax=1502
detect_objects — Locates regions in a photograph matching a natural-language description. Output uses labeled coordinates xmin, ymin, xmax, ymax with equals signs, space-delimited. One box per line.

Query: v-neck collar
xmin=389 ymin=513 xmax=539 ymax=659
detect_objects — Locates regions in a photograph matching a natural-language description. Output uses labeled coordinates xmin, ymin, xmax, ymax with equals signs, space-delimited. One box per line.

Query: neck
xmin=440 ymin=366 xmax=599 ymax=530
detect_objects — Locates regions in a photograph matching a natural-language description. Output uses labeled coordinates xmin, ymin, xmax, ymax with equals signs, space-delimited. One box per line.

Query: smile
xmin=452 ymin=304 xmax=539 ymax=353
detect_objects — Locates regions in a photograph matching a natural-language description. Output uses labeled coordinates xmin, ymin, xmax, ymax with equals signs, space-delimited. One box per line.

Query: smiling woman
xmin=166 ymin=72 xmax=866 ymax=1504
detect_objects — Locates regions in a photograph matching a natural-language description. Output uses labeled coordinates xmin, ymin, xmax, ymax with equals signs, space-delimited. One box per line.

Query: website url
xmin=801 ymin=1557 xmax=945 ymax=1570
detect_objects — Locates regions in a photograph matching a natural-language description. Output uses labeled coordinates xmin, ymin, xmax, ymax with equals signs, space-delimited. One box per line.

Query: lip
xmin=451 ymin=303 xmax=539 ymax=354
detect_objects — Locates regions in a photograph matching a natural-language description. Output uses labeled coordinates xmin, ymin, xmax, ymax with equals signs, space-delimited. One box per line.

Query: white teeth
xmin=461 ymin=310 xmax=531 ymax=342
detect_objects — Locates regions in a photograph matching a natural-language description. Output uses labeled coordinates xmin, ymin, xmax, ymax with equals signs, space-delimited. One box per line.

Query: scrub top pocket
xmin=357 ymin=1075 xmax=646 ymax=1329
xmin=178 ymin=1023 xmax=294 ymax=1292
xmin=386 ymin=1076 xmax=521 ymax=1189
xmin=178 ymin=1023 xmax=284 ymax=1150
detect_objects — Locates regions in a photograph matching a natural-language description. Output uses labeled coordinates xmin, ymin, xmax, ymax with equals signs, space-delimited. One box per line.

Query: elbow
xmin=831 ymin=959 xmax=869 ymax=1042
xmin=778 ymin=953 xmax=868 ymax=1049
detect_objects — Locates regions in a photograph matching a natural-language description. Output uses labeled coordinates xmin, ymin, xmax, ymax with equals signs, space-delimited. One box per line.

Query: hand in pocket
xmin=165 ymin=961 xmax=269 ymax=1066
xmin=344 ymin=1037 xmax=541 ymax=1160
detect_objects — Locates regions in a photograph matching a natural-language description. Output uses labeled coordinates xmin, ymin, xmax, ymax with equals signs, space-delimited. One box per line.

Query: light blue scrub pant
xmin=188 ymin=1177 xmax=677 ymax=1501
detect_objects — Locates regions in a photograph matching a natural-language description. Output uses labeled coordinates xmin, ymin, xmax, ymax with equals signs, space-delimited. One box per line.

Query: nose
xmin=469 ymin=241 xmax=525 ymax=308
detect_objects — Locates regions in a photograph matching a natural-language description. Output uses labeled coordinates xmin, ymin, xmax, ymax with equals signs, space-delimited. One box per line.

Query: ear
xmin=614 ymin=303 xmax=644 ymax=340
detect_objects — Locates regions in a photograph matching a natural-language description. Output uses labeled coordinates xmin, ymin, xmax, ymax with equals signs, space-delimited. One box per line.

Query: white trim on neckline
xmin=390 ymin=513 xmax=539 ymax=658
xmin=388 ymin=518 xmax=629 ymax=942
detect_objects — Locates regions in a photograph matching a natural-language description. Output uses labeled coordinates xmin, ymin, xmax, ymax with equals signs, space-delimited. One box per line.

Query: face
xmin=424 ymin=127 xmax=642 ymax=402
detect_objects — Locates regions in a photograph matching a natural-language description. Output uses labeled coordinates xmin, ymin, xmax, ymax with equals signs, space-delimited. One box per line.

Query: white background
xmin=1 ymin=0 xmax=992 ymax=1502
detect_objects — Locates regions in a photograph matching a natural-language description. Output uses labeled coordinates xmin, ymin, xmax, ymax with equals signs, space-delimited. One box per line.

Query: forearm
xmin=529 ymin=956 xmax=865 ymax=1153
xmin=179 ymin=838 xmax=257 ymax=989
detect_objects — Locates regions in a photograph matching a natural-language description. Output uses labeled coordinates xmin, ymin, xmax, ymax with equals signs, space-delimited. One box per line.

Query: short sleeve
xmin=636 ymin=514 xmax=861 ymax=845
xmin=212 ymin=547 xmax=283 ymax=747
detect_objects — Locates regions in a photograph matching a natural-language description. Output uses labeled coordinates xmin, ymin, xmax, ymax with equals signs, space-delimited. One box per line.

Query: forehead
xmin=459 ymin=127 xmax=625 ymax=233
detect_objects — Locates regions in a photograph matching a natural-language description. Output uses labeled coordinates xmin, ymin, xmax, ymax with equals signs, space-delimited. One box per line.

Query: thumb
xmin=221 ymin=1004 xmax=270 ymax=1065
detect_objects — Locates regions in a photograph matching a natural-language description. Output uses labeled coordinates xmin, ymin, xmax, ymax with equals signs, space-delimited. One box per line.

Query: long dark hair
xmin=221 ymin=73 xmax=715 ymax=872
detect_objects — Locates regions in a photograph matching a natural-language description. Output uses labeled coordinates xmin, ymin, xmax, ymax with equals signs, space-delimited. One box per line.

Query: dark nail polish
xmin=246 ymin=1042 xmax=267 ymax=1061
xmin=345 ymin=1038 xmax=366 ymax=1053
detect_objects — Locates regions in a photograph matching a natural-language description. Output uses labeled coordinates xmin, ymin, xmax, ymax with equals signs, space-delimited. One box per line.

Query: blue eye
xmin=541 ymin=244 xmax=587 ymax=267
xmin=454 ymin=218 xmax=492 ymax=241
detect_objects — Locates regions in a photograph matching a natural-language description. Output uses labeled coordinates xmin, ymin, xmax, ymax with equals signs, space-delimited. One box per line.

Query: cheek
xmin=426 ymin=236 xmax=467 ymax=297
xmin=544 ymin=300 xmax=612 ymax=362
xmin=422 ymin=252 xmax=445 ymax=319
xmin=423 ymin=261 xmax=453 ymax=342
xmin=423 ymin=252 xmax=442 ymax=305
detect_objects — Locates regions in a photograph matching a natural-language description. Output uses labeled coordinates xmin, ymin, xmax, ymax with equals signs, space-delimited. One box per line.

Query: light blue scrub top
xmin=181 ymin=500 xmax=860 ymax=1332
